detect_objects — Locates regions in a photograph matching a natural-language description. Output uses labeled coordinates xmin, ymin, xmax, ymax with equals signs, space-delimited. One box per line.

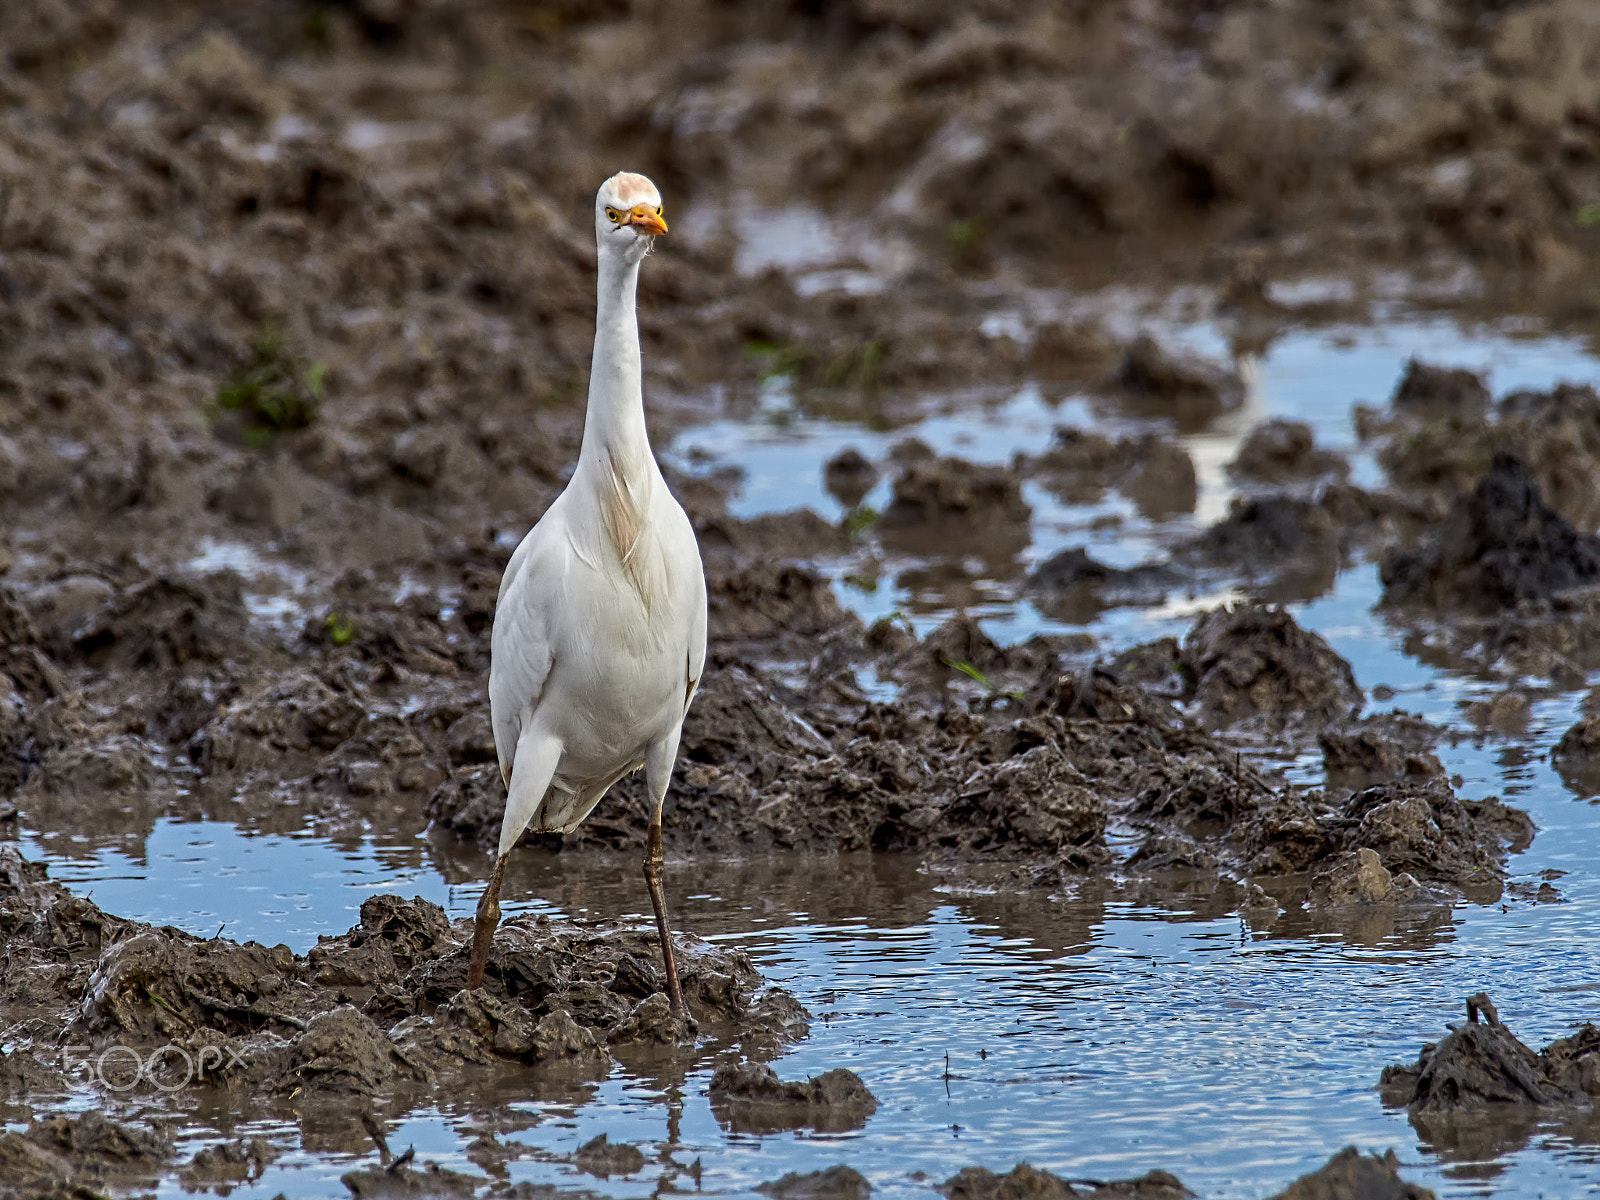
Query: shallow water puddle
xmin=15 ymin=311 xmax=1600 ymax=1198
xmin=17 ymin=819 xmax=470 ymax=949
xmin=668 ymin=313 xmax=1599 ymax=642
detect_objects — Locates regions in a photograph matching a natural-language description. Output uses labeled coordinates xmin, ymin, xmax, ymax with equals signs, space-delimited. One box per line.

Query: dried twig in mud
xmin=191 ymin=991 xmax=306 ymax=1032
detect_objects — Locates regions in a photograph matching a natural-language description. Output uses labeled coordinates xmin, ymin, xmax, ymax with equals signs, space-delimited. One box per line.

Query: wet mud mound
xmin=935 ymin=1147 xmax=1434 ymax=1200
xmin=878 ymin=455 xmax=1032 ymax=561
xmin=1180 ymin=605 xmax=1362 ymax=738
xmin=1263 ymin=1147 xmax=1437 ymax=1200
xmin=1381 ymin=453 xmax=1600 ymax=613
xmin=709 ymin=1061 xmax=878 ymax=1133
xmin=1107 ymin=336 xmax=1244 ymax=430
xmin=1390 ymin=360 xmax=1492 ymax=417
xmin=0 ymin=1111 xmax=171 ymax=1200
xmin=759 ymin=1166 xmax=872 ymax=1200
xmin=1245 ymin=775 xmax=1530 ymax=906
xmin=1381 ymin=993 xmax=1600 ymax=1161
xmin=1364 ymin=433 xmax=1600 ymax=677
xmin=1382 ymin=993 xmax=1600 ymax=1112
xmin=1552 ymin=707 xmax=1600 ymax=796
xmin=1228 ymin=420 xmax=1348 ymax=486
xmin=428 ymin=604 xmax=1528 ymax=907
xmin=1025 ymin=548 xmax=1180 ymax=623
xmin=1018 ymin=426 xmax=1197 ymax=522
xmin=941 ymin=1162 xmax=1192 ymax=1200
xmin=823 ymin=448 xmax=880 ymax=509
xmin=0 ymin=849 xmax=806 ymax=1111
xmin=1368 ymin=371 xmax=1600 ymax=534
xmin=1176 ymin=497 xmax=1341 ymax=603
xmin=1319 ymin=715 xmax=1446 ymax=792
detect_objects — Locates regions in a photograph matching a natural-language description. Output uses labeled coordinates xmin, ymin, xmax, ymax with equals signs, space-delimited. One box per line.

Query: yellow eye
xmin=655 ymin=206 xmax=663 ymax=216
xmin=605 ymin=207 xmax=620 ymax=222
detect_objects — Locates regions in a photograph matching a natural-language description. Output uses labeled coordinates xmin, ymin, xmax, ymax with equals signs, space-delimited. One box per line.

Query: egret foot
xmin=467 ymin=853 xmax=507 ymax=991
xmin=643 ymin=818 xmax=685 ymax=1015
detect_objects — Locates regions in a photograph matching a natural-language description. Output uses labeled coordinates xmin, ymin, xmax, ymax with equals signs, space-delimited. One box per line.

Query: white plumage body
xmin=489 ymin=457 xmax=707 ymax=843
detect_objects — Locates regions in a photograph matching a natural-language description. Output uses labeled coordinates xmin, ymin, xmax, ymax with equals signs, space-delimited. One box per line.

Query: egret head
xmin=595 ymin=171 xmax=667 ymax=261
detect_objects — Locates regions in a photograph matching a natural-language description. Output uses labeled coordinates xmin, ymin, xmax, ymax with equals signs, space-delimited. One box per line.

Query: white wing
xmin=661 ymin=495 xmax=707 ymax=712
xmin=489 ymin=501 xmax=566 ymax=787
xmin=685 ymin=552 xmax=708 ymax=711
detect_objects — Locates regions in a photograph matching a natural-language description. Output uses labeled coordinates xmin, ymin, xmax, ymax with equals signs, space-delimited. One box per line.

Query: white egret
xmin=466 ymin=172 xmax=707 ymax=1015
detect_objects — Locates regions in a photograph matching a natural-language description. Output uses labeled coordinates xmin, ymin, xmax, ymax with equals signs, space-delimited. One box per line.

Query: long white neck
xmin=577 ymin=249 xmax=653 ymax=479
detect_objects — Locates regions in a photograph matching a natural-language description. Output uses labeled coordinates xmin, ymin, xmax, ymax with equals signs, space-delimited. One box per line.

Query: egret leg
xmin=467 ymin=853 xmax=507 ymax=991
xmin=642 ymin=733 xmax=688 ymax=1015
xmin=642 ymin=814 xmax=685 ymax=1014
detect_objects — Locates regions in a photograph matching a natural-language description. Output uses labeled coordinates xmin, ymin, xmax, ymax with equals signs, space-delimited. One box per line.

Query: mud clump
xmin=1181 ymin=604 xmax=1362 ymax=737
xmin=759 ymin=1165 xmax=873 ymax=1200
xmin=706 ymin=563 xmax=859 ymax=650
xmin=178 ymin=1137 xmax=276 ymax=1191
xmin=1552 ymin=711 xmax=1600 ymax=796
xmin=0 ymin=589 xmax=66 ymax=706
xmin=1118 ymin=435 xmax=1199 ymax=519
xmin=420 ymin=914 xmax=809 ymax=1049
xmin=824 ymin=448 xmax=880 ymax=509
xmin=1391 ymin=359 xmax=1492 ymax=416
xmin=1307 ymin=848 xmax=1424 ymax=909
xmin=709 ymin=1061 xmax=878 ymax=1133
xmin=1382 ymin=993 xmax=1600 ymax=1113
xmin=1107 ymin=336 xmax=1244 ymax=429
xmin=1381 ymin=453 xmax=1600 ymax=612
xmin=1370 ymin=375 xmax=1600 ymax=535
xmin=81 ymin=926 xmax=305 ymax=1042
xmin=65 ymin=574 xmax=254 ymax=671
xmin=0 ymin=1112 xmax=172 ymax=1200
xmin=1264 ymin=1147 xmax=1438 ymax=1200
xmin=878 ymin=456 xmax=1031 ymax=559
xmin=1176 ymin=496 xmax=1340 ymax=602
xmin=341 ymin=1159 xmax=481 ymax=1198
xmin=1228 ymin=419 xmax=1349 ymax=484
xmin=1019 ymin=427 xmax=1195 ymax=518
xmin=0 ymin=851 xmax=807 ymax=1115
xmin=1320 ymin=725 xmax=1444 ymax=791
xmin=1240 ymin=777 xmax=1530 ymax=903
xmin=941 ymin=1162 xmax=1193 ymax=1199
xmin=574 ymin=1132 xmax=647 ymax=1178
xmin=1025 ymin=547 xmax=1179 ymax=624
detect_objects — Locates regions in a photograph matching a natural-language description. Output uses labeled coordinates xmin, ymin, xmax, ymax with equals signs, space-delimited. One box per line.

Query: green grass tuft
xmin=324 ymin=611 xmax=356 ymax=647
xmin=842 ymin=505 xmax=879 ymax=538
xmin=211 ymin=326 xmax=323 ymax=446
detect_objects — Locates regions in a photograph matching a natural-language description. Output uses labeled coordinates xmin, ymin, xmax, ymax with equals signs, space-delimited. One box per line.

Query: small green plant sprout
xmin=324 ymin=611 xmax=356 ymax=647
xmin=842 ymin=573 xmax=879 ymax=595
xmin=1579 ymin=203 xmax=1600 ymax=228
xmin=211 ymin=326 xmax=324 ymax=446
xmin=939 ymin=653 xmax=993 ymax=690
xmin=946 ymin=217 xmax=986 ymax=268
xmin=742 ymin=339 xmax=812 ymax=383
xmin=939 ymin=652 xmax=1026 ymax=702
xmin=822 ymin=340 xmax=884 ymax=390
xmin=842 ymin=504 xmax=880 ymax=539
xmin=302 ymin=6 xmax=334 ymax=54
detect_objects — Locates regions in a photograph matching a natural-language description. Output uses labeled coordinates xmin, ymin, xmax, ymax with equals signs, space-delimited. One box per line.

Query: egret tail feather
xmin=499 ymin=726 xmax=563 ymax=859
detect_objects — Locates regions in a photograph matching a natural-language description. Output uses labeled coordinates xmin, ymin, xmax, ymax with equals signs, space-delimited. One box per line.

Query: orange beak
xmin=625 ymin=203 xmax=667 ymax=235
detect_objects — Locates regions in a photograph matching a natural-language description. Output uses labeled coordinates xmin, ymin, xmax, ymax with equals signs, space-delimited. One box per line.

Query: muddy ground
xmin=4 ymin=0 xmax=1600 ymax=1195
